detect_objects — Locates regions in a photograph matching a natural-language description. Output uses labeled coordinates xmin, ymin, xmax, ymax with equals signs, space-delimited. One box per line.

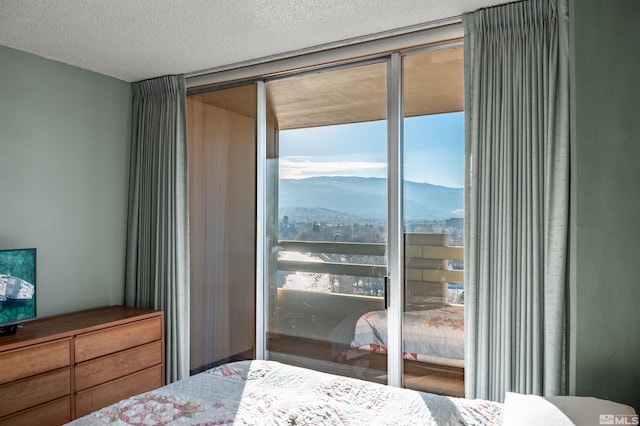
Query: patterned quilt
xmin=67 ymin=360 xmax=502 ymax=426
xmin=351 ymin=305 xmax=465 ymax=366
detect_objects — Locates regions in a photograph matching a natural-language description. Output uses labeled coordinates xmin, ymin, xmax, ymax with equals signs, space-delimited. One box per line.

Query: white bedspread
xmin=67 ymin=360 xmax=502 ymax=425
xmin=351 ymin=305 xmax=464 ymax=365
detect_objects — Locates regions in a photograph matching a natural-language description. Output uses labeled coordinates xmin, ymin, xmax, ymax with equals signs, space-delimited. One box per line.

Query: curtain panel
xmin=126 ymin=75 xmax=190 ymax=383
xmin=463 ymin=0 xmax=570 ymax=401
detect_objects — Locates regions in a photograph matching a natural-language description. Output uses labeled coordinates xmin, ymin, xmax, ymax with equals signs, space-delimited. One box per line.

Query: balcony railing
xmin=276 ymin=233 xmax=464 ymax=285
xmin=273 ymin=233 xmax=465 ymax=338
xmin=277 ymin=240 xmax=386 ymax=278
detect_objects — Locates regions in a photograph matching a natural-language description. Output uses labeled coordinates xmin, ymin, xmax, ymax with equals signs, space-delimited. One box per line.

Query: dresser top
xmin=0 ymin=305 xmax=162 ymax=351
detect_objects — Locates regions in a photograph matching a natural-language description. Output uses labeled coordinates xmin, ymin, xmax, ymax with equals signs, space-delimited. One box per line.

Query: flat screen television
xmin=0 ymin=248 xmax=36 ymax=337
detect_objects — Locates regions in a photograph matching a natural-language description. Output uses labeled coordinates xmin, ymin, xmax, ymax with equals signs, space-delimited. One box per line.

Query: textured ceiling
xmin=0 ymin=0 xmax=511 ymax=82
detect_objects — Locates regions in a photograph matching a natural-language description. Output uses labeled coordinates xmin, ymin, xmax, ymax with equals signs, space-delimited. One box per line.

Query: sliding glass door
xmin=264 ymin=61 xmax=390 ymax=382
xmin=401 ymin=46 xmax=465 ymax=396
xmin=186 ymin=38 xmax=465 ymax=394
xmin=256 ymin=43 xmax=465 ymax=394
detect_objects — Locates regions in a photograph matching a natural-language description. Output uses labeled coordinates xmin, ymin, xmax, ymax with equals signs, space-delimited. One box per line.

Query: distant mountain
xmin=279 ymin=176 xmax=463 ymax=221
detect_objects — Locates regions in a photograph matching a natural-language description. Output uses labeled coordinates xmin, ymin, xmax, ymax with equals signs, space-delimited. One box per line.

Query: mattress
xmin=67 ymin=359 xmax=502 ymax=425
xmin=350 ymin=305 xmax=465 ymax=367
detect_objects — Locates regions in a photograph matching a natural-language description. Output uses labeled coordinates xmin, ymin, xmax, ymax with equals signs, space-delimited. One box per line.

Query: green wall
xmin=0 ymin=45 xmax=131 ymax=317
xmin=570 ymin=0 xmax=640 ymax=412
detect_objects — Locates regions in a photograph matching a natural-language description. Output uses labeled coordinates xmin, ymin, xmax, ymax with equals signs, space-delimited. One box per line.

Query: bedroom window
xmin=264 ymin=60 xmax=390 ymax=382
xmin=261 ymin=44 xmax=464 ymax=395
xmin=184 ymin=23 xmax=465 ymax=395
xmin=402 ymin=47 xmax=464 ymax=394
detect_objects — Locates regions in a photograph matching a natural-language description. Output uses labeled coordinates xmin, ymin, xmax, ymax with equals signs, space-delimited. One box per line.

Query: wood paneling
xmin=188 ymin=93 xmax=257 ymax=372
xmin=264 ymin=46 xmax=463 ymax=130
xmin=189 ymin=83 xmax=257 ymax=119
xmin=190 ymin=46 xmax=463 ymax=131
xmin=267 ymin=61 xmax=387 ymax=130
xmin=403 ymin=46 xmax=464 ymax=118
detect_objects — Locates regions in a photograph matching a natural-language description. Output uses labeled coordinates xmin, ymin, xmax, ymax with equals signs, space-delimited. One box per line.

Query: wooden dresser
xmin=0 ymin=306 xmax=164 ymax=425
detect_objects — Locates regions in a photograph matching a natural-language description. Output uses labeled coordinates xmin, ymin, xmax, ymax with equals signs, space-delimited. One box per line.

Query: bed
xmin=66 ymin=359 xmax=502 ymax=425
xmin=338 ymin=304 xmax=464 ymax=369
xmin=66 ymin=359 xmax=637 ymax=425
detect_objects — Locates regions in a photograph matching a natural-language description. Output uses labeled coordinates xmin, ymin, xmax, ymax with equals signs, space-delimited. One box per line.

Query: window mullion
xmin=387 ymin=52 xmax=404 ymax=388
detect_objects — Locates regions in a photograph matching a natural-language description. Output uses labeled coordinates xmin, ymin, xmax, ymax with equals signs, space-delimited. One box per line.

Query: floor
xmin=267 ymin=334 xmax=465 ymax=397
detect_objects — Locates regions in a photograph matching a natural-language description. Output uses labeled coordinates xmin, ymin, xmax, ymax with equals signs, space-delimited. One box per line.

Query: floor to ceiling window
xmin=264 ymin=61 xmax=390 ymax=381
xmin=185 ymin=30 xmax=464 ymax=396
xmin=260 ymin=44 xmax=464 ymax=395
xmin=401 ymin=47 xmax=464 ymax=395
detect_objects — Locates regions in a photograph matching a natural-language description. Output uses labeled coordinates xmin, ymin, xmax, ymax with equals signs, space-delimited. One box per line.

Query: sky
xmin=278 ymin=111 xmax=464 ymax=188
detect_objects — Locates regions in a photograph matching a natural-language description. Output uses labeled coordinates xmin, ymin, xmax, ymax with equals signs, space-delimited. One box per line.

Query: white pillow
xmin=503 ymin=392 xmax=576 ymax=426
xmin=544 ymin=396 xmax=637 ymax=426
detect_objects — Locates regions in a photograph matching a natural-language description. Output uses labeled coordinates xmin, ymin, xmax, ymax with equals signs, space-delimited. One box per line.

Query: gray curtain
xmin=126 ymin=75 xmax=190 ymax=383
xmin=463 ymin=0 xmax=569 ymax=401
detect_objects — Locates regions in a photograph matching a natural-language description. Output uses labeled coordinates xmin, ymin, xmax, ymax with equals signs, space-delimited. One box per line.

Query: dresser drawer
xmin=0 ymin=339 xmax=70 ymax=385
xmin=0 ymin=396 xmax=71 ymax=426
xmin=0 ymin=368 xmax=71 ymax=417
xmin=75 ymin=364 xmax=163 ymax=418
xmin=75 ymin=317 xmax=162 ymax=362
xmin=75 ymin=340 xmax=162 ymax=391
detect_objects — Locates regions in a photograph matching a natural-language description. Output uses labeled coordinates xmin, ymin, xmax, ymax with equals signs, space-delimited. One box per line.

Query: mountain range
xmin=278 ymin=176 xmax=463 ymax=221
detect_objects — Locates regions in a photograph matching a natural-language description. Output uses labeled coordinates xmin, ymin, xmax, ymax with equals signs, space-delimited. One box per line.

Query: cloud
xmin=279 ymin=157 xmax=387 ymax=179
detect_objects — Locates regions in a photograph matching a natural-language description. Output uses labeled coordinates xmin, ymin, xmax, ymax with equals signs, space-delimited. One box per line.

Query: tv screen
xmin=0 ymin=248 xmax=36 ymax=336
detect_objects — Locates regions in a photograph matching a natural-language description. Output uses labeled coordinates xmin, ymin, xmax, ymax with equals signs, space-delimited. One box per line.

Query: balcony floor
xmin=267 ymin=333 xmax=464 ymax=398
